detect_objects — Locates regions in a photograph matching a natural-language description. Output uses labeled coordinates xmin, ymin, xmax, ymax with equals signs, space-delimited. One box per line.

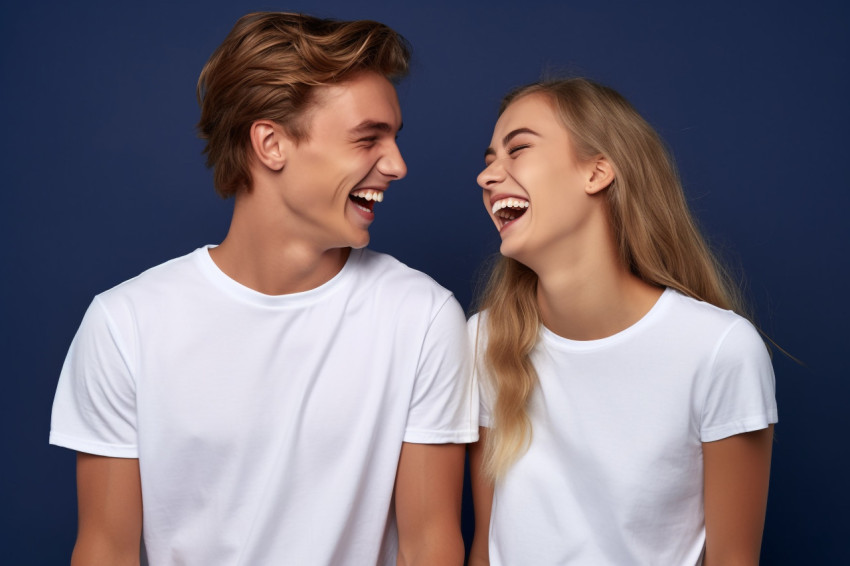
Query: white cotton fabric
xmin=51 ymin=246 xmax=477 ymax=566
xmin=471 ymin=288 xmax=777 ymax=566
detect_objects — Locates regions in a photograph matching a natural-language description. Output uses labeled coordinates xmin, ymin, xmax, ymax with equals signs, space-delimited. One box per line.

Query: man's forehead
xmin=314 ymin=73 xmax=398 ymax=105
xmin=308 ymin=77 xmax=401 ymax=132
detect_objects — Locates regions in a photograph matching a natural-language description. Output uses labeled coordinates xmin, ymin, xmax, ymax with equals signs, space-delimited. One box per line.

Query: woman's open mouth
xmin=491 ymin=197 xmax=529 ymax=230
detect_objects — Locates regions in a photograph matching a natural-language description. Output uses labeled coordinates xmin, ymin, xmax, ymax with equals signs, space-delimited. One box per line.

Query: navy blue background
xmin=2 ymin=1 xmax=847 ymax=562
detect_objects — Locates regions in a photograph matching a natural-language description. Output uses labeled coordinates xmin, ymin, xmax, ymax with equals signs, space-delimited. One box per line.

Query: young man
xmin=50 ymin=12 xmax=476 ymax=566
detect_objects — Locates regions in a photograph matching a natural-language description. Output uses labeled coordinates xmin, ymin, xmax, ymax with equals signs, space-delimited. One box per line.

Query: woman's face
xmin=477 ymin=93 xmax=605 ymax=268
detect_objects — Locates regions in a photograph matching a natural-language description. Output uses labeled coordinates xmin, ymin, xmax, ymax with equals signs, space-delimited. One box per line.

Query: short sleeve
xmin=49 ymin=296 xmax=139 ymax=457
xmin=403 ymin=296 xmax=478 ymax=444
xmin=699 ymin=318 xmax=778 ymax=442
xmin=468 ymin=313 xmax=493 ymax=429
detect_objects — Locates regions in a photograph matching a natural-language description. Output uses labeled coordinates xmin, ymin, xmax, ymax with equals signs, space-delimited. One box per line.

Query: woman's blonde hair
xmin=477 ymin=78 xmax=746 ymax=479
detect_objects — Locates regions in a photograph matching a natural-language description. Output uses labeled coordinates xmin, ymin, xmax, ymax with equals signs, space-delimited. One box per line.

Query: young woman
xmin=468 ymin=79 xmax=777 ymax=565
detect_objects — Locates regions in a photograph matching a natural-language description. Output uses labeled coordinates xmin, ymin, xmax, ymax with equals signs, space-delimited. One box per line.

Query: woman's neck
xmin=533 ymin=230 xmax=663 ymax=341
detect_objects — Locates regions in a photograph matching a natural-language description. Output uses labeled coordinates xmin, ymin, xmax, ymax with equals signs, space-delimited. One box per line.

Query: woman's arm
xmin=467 ymin=427 xmax=494 ymax=566
xmin=703 ymin=425 xmax=774 ymax=566
xmin=71 ymin=453 xmax=143 ymax=566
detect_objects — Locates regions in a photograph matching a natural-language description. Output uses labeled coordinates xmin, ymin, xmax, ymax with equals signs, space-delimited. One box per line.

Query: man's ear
xmin=585 ymin=154 xmax=615 ymax=195
xmin=249 ymin=120 xmax=287 ymax=172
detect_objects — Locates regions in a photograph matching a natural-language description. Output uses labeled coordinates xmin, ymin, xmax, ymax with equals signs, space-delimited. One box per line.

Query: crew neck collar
xmin=541 ymin=287 xmax=673 ymax=352
xmin=194 ymin=245 xmax=359 ymax=308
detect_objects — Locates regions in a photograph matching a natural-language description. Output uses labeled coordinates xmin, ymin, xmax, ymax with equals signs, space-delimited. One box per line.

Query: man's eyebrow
xmin=484 ymin=127 xmax=540 ymax=159
xmin=351 ymin=120 xmax=402 ymax=135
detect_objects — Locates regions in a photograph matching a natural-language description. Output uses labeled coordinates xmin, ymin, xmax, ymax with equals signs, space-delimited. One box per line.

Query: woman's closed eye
xmin=507 ymin=144 xmax=530 ymax=156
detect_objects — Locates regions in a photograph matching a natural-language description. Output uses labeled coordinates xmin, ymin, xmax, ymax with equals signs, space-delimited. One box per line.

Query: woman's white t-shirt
xmin=471 ymin=288 xmax=777 ymax=565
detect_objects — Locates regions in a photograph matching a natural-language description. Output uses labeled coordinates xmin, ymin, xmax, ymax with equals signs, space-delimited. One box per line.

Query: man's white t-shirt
xmin=51 ymin=246 xmax=478 ymax=565
xmin=471 ymin=288 xmax=777 ymax=565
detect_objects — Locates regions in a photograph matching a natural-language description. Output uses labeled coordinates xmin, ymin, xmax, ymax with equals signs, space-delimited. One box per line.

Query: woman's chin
xmin=499 ymin=241 xmax=528 ymax=264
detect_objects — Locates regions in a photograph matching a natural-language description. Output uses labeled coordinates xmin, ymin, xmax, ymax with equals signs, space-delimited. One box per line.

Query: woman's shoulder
xmin=662 ymin=289 xmax=768 ymax=363
xmin=466 ymin=310 xmax=486 ymax=344
xmin=664 ymin=288 xmax=751 ymax=331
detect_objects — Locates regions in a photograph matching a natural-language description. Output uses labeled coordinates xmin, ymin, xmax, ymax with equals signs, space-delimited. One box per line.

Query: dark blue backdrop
xmin=2 ymin=1 xmax=847 ymax=563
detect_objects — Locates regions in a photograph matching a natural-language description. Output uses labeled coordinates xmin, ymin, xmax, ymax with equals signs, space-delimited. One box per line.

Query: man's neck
xmin=209 ymin=190 xmax=350 ymax=296
xmin=209 ymin=237 xmax=349 ymax=296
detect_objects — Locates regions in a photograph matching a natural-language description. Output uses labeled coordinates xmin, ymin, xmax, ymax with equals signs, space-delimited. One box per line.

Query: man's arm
xmin=703 ymin=425 xmax=774 ymax=566
xmin=467 ymin=427 xmax=493 ymax=566
xmin=71 ymin=453 xmax=143 ymax=566
xmin=394 ymin=442 xmax=465 ymax=566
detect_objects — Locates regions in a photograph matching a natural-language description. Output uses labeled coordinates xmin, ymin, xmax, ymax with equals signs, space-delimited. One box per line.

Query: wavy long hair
xmin=477 ymin=78 xmax=746 ymax=479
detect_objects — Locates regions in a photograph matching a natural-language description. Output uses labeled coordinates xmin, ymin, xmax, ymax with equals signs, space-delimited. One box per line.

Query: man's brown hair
xmin=197 ymin=12 xmax=411 ymax=198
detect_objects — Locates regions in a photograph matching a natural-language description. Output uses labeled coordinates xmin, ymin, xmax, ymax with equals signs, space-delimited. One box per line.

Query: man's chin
xmin=349 ymin=233 xmax=371 ymax=250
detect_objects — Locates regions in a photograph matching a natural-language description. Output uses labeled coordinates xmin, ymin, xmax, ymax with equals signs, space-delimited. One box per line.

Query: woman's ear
xmin=249 ymin=120 xmax=287 ymax=171
xmin=585 ymin=155 xmax=615 ymax=195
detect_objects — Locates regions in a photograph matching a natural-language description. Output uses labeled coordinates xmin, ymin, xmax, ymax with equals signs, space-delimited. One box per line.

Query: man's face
xmin=276 ymin=71 xmax=406 ymax=251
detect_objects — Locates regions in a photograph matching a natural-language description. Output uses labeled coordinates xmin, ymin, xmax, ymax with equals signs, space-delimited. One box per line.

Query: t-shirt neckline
xmin=540 ymin=287 xmax=674 ymax=352
xmin=194 ymin=245 xmax=359 ymax=308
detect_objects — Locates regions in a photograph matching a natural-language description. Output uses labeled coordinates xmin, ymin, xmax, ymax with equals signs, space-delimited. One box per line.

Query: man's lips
xmin=349 ymin=188 xmax=385 ymax=216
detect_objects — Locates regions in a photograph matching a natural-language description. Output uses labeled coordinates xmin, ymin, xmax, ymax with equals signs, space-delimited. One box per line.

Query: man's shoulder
xmin=97 ymin=247 xmax=204 ymax=305
xmin=354 ymin=248 xmax=452 ymax=296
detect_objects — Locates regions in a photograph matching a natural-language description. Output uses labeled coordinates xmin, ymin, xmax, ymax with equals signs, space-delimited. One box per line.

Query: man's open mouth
xmin=349 ymin=189 xmax=384 ymax=213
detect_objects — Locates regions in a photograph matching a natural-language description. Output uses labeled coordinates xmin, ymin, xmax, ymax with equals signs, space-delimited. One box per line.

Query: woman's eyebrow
xmin=484 ymin=127 xmax=540 ymax=158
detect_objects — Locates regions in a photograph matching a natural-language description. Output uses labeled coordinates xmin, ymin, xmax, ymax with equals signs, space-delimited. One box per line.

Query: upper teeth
xmin=492 ymin=198 xmax=529 ymax=214
xmin=350 ymin=189 xmax=384 ymax=202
